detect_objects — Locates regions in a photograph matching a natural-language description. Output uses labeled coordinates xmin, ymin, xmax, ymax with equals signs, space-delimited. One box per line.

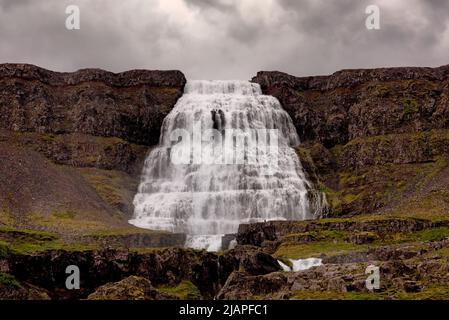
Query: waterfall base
xmin=185 ymin=235 xmax=225 ymax=252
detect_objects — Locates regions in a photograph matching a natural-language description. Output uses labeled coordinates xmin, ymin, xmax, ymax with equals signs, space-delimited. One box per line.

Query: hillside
xmin=1 ymin=64 xmax=449 ymax=300
xmin=0 ymin=64 xmax=186 ymax=247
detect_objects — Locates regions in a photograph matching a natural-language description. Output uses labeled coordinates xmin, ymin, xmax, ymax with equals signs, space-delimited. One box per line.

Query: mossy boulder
xmin=87 ymin=276 xmax=160 ymax=300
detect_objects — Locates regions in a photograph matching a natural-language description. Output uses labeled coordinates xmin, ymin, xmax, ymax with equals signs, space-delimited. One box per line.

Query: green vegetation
xmin=291 ymin=285 xmax=449 ymax=300
xmin=158 ymin=281 xmax=202 ymax=300
xmin=0 ymin=210 xmax=14 ymax=226
xmin=41 ymin=133 xmax=58 ymax=142
xmin=403 ymin=98 xmax=419 ymax=115
xmin=274 ymin=241 xmax=364 ymax=260
xmin=29 ymin=211 xmax=117 ymax=235
xmin=0 ymin=273 xmax=21 ymax=289
xmin=272 ymin=215 xmax=449 ymax=260
xmin=51 ymin=210 xmax=76 ymax=219
xmin=80 ymin=167 xmax=136 ymax=212
xmin=85 ymin=227 xmax=161 ymax=238
xmin=0 ymin=226 xmax=58 ymax=242
xmin=396 ymin=285 xmax=449 ymax=300
xmin=410 ymin=227 xmax=449 ymax=242
xmin=374 ymin=84 xmax=389 ymax=97
xmin=292 ymin=290 xmax=387 ymax=300
xmin=0 ymin=240 xmax=10 ymax=258
xmin=0 ymin=226 xmax=94 ymax=254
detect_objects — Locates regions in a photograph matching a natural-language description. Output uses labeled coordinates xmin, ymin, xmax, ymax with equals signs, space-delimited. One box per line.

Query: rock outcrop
xmin=0 ymin=64 xmax=186 ymax=146
xmin=0 ymin=244 xmax=283 ymax=300
xmin=2 ymin=64 xmax=449 ymax=301
xmin=86 ymin=276 xmax=160 ymax=300
xmin=236 ymin=218 xmax=447 ymax=248
xmin=252 ymin=66 xmax=449 ymax=148
xmin=0 ymin=64 xmax=186 ymax=242
xmin=216 ymin=217 xmax=449 ymax=300
xmin=253 ymin=66 xmax=449 ymax=216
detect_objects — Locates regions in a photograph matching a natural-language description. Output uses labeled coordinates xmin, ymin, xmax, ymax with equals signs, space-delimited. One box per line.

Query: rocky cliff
xmin=252 ymin=66 xmax=449 ymax=147
xmin=253 ymin=66 xmax=449 ymax=217
xmin=0 ymin=64 xmax=185 ymax=145
xmin=2 ymin=64 xmax=449 ymax=301
xmin=0 ymin=64 xmax=186 ymax=246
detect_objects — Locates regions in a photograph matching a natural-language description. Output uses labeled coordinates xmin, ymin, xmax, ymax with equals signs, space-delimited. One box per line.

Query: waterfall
xmin=129 ymin=80 xmax=325 ymax=250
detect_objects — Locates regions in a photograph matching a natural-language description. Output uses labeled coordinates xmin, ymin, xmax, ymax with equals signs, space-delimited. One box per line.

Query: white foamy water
xmin=185 ymin=234 xmax=224 ymax=252
xmin=129 ymin=80 xmax=325 ymax=250
xmin=278 ymin=258 xmax=323 ymax=272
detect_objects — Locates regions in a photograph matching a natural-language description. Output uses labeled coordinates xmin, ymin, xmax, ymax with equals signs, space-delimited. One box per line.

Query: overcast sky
xmin=0 ymin=0 xmax=448 ymax=79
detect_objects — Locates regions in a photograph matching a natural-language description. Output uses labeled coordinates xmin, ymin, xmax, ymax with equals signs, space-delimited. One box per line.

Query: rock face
xmin=0 ymin=64 xmax=186 ymax=145
xmin=0 ymin=245 xmax=283 ymax=300
xmin=0 ymin=64 xmax=186 ymax=242
xmin=2 ymin=64 xmax=449 ymax=301
xmin=215 ymin=217 xmax=449 ymax=300
xmin=3 ymin=248 xmax=219 ymax=299
xmin=252 ymin=66 xmax=449 ymax=148
xmin=253 ymin=66 xmax=449 ymax=216
xmin=236 ymin=218 xmax=446 ymax=248
xmin=87 ymin=276 xmax=162 ymax=300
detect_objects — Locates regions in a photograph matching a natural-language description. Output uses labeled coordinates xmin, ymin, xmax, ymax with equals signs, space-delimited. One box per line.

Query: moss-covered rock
xmin=87 ymin=276 xmax=160 ymax=300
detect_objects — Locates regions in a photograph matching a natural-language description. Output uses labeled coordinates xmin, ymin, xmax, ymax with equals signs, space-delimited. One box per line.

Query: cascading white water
xmin=129 ymin=80 xmax=324 ymax=250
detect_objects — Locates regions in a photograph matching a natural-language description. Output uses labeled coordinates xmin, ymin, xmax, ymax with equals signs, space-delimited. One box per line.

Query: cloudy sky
xmin=0 ymin=0 xmax=448 ymax=79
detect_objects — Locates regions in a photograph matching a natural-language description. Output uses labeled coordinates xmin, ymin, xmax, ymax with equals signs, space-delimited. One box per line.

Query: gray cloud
xmin=0 ymin=0 xmax=448 ymax=79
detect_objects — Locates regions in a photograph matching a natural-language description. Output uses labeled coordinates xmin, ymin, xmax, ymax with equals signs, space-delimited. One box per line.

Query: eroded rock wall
xmin=0 ymin=64 xmax=186 ymax=146
xmin=252 ymin=66 xmax=449 ymax=148
xmin=253 ymin=66 xmax=449 ymax=216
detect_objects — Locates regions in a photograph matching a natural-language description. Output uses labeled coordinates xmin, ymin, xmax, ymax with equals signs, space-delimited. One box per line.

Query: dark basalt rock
xmin=1 ymin=244 xmax=285 ymax=300
xmin=5 ymin=248 xmax=220 ymax=300
xmin=82 ymin=231 xmax=187 ymax=248
xmin=252 ymin=65 xmax=449 ymax=148
xmin=237 ymin=218 xmax=442 ymax=247
xmin=219 ymin=245 xmax=281 ymax=277
xmin=87 ymin=276 xmax=162 ymax=300
xmin=0 ymin=64 xmax=186 ymax=146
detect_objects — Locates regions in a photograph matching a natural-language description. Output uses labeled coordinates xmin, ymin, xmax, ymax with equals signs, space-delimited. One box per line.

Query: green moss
xmin=51 ymin=210 xmax=76 ymax=219
xmin=396 ymin=285 xmax=449 ymax=300
xmin=374 ymin=85 xmax=389 ymax=97
xmin=292 ymin=290 xmax=386 ymax=300
xmin=342 ymin=193 xmax=361 ymax=205
xmin=0 ymin=226 xmax=58 ymax=242
xmin=291 ymin=278 xmax=449 ymax=300
xmin=80 ymin=169 xmax=130 ymax=209
xmin=0 ymin=226 xmax=95 ymax=254
xmin=29 ymin=211 xmax=114 ymax=235
xmin=0 ymin=273 xmax=21 ymax=289
xmin=158 ymin=281 xmax=202 ymax=300
xmin=410 ymin=227 xmax=449 ymax=242
xmin=0 ymin=210 xmax=14 ymax=226
xmin=431 ymin=247 xmax=449 ymax=258
xmin=0 ymin=240 xmax=10 ymax=258
xmin=282 ymin=232 xmax=318 ymax=241
xmin=41 ymin=133 xmax=57 ymax=142
xmin=85 ymin=227 xmax=162 ymax=238
xmin=274 ymin=241 xmax=365 ymax=259
xmin=295 ymin=90 xmax=305 ymax=97
xmin=403 ymin=98 xmax=419 ymax=115
xmin=320 ymin=229 xmax=348 ymax=240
